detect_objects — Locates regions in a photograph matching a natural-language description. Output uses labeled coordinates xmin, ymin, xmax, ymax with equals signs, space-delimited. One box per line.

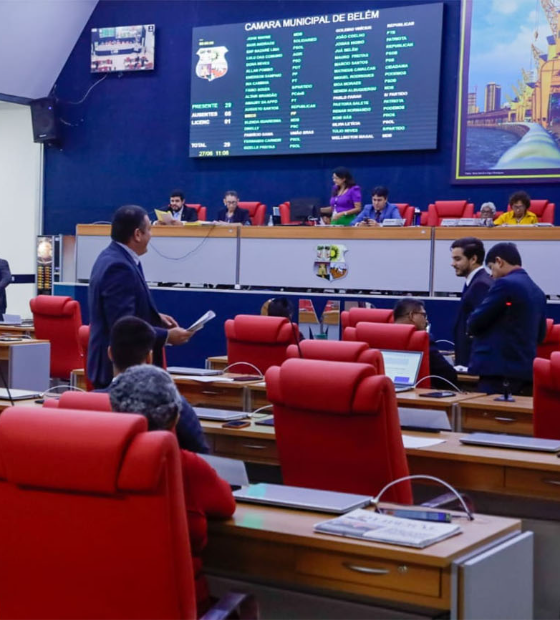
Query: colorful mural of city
xmin=454 ymin=0 xmax=560 ymax=182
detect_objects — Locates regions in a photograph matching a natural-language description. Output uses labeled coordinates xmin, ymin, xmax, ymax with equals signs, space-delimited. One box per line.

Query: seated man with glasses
xmin=393 ymin=297 xmax=457 ymax=389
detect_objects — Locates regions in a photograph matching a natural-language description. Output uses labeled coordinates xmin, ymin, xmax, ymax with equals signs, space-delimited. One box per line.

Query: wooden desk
xmin=206 ymin=355 xmax=228 ymax=371
xmin=205 ymin=503 xmax=527 ymax=616
xmin=173 ymin=374 xmax=263 ymax=411
xmin=0 ymin=324 xmax=35 ymax=338
xmin=459 ymin=394 xmax=533 ymax=436
xmin=0 ymin=398 xmax=43 ymax=413
xmin=201 ymin=420 xmax=560 ymax=501
xmin=248 ymin=385 xmax=483 ymax=429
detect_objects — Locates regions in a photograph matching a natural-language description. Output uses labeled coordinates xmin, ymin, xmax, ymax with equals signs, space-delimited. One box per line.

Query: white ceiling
xmin=0 ymin=0 xmax=98 ymax=101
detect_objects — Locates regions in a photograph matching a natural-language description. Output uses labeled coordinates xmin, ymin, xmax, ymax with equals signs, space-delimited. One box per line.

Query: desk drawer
xmin=175 ymin=384 xmax=244 ymax=410
xmin=505 ymin=468 xmax=560 ymax=499
xmin=297 ymin=550 xmax=440 ymax=597
xmin=214 ymin=435 xmax=278 ymax=462
xmin=462 ymin=408 xmax=532 ymax=436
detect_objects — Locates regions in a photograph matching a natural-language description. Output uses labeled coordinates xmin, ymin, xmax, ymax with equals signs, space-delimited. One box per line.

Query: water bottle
xmin=413 ymin=208 xmax=421 ymax=226
xmin=267 ymin=214 xmax=274 ymax=226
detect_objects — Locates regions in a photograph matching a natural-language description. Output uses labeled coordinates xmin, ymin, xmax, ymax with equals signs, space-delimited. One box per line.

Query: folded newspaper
xmin=314 ymin=508 xmax=462 ymax=549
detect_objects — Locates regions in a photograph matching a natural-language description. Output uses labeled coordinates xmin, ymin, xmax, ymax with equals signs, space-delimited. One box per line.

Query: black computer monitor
xmin=290 ymin=198 xmax=321 ymax=222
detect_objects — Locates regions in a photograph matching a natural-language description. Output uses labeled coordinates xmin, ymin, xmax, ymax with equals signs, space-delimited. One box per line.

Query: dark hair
xmin=111 ymin=205 xmax=149 ymax=243
xmin=110 ymin=316 xmax=156 ymax=371
xmin=393 ymin=297 xmax=425 ymax=321
xmin=508 ymin=191 xmax=531 ymax=210
xmin=170 ymin=190 xmax=184 ymax=201
xmin=485 ymin=242 xmax=522 ymax=267
xmin=372 ymin=186 xmax=389 ymax=199
xmin=224 ymin=190 xmax=238 ymax=200
xmin=450 ymin=237 xmax=486 ymax=265
xmin=267 ymin=297 xmax=294 ymax=320
xmin=331 ymin=167 xmax=356 ymax=196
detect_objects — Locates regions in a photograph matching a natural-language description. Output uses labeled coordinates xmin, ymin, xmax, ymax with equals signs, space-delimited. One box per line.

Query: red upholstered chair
xmin=504 ymin=199 xmax=555 ymax=224
xmin=29 ymin=295 xmax=84 ymax=381
xmin=536 ymin=319 xmax=560 ymax=359
xmin=395 ymin=203 xmax=414 ymax=226
xmin=43 ymin=390 xmax=111 ymax=411
xmin=225 ymin=315 xmax=298 ymax=374
xmin=286 ymin=340 xmax=385 ymax=374
xmin=420 ymin=211 xmax=429 ymax=226
xmin=344 ymin=322 xmax=431 ymax=387
xmin=341 ymin=307 xmax=393 ymax=330
xmin=266 ymin=359 xmax=412 ymax=502
xmin=238 ymin=201 xmax=266 ymax=226
xmin=186 ymin=203 xmax=207 ymax=221
xmin=534 ymin=353 xmax=560 ymax=439
xmin=279 ymin=202 xmax=293 ymax=225
xmin=427 ymin=201 xmax=475 ymax=226
xmin=78 ymin=325 xmax=94 ymax=391
xmin=0 ymin=407 xmax=198 ymax=619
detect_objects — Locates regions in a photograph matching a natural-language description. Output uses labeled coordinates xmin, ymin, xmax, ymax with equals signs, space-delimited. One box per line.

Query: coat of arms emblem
xmin=196 ymin=46 xmax=228 ymax=81
xmin=314 ymin=244 xmax=348 ymax=281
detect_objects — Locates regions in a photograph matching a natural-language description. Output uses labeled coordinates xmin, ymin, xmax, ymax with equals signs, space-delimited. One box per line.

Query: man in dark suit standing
xmin=467 ymin=242 xmax=547 ymax=395
xmin=88 ymin=204 xmax=193 ymax=389
xmin=158 ymin=190 xmax=198 ymax=225
xmin=0 ymin=258 xmax=11 ymax=317
xmin=450 ymin=237 xmax=493 ymax=368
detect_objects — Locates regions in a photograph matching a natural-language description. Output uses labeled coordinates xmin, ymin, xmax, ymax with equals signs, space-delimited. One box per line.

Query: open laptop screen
xmin=380 ymin=350 xmax=423 ymax=387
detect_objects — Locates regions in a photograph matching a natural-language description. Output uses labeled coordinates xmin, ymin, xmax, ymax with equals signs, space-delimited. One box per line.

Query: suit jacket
xmin=0 ymin=259 xmax=11 ymax=317
xmin=163 ymin=205 xmax=198 ymax=222
xmin=467 ymin=268 xmax=547 ymax=381
xmin=216 ymin=206 xmax=250 ymax=225
xmin=88 ymin=241 xmax=168 ymax=388
xmin=453 ymin=268 xmax=493 ymax=366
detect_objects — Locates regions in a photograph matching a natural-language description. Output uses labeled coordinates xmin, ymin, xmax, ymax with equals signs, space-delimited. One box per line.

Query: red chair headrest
xmin=354 ymin=322 xmax=417 ymax=349
xmin=227 ymin=315 xmax=294 ymax=343
xmin=30 ymin=295 xmax=79 ymax=317
xmin=434 ymin=201 xmax=468 ymax=215
xmin=266 ymin=359 xmax=377 ymax=415
xmin=286 ymin=340 xmax=369 ymax=362
xmin=0 ymin=408 xmax=147 ymax=494
xmin=55 ymin=391 xmax=111 ymax=411
xmin=347 ymin=308 xmax=394 ymax=325
xmin=529 ymin=200 xmax=548 ymax=214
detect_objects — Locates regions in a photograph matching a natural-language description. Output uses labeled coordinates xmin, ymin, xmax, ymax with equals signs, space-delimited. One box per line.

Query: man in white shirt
xmin=450 ymin=237 xmax=493 ymax=368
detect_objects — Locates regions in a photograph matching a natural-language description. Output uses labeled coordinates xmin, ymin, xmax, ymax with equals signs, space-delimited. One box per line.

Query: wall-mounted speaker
xmin=30 ymin=97 xmax=59 ymax=143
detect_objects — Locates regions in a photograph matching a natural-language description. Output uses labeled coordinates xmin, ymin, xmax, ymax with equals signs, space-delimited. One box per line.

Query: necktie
xmin=462 ymin=282 xmax=468 ymax=295
xmin=375 ymin=210 xmax=381 ymax=223
xmin=137 ymin=261 xmax=145 ymax=279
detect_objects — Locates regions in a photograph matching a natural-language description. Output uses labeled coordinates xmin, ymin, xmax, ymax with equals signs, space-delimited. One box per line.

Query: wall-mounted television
xmin=91 ymin=24 xmax=155 ymax=73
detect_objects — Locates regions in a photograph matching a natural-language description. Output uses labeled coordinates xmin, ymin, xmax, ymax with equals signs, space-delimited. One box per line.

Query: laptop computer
xmin=460 ymin=432 xmax=560 ymax=453
xmin=199 ymin=454 xmax=249 ymax=488
xmin=193 ymin=407 xmax=248 ymax=422
xmin=0 ymin=388 xmax=42 ymax=401
xmin=167 ymin=366 xmax=222 ymax=377
xmin=380 ymin=350 xmax=423 ymax=393
xmin=233 ymin=483 xmax=372 ymax=514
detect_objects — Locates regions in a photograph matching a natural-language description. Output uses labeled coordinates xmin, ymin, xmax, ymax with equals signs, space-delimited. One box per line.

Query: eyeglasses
xmin=411 ymin=311 xmax=428 ymax=318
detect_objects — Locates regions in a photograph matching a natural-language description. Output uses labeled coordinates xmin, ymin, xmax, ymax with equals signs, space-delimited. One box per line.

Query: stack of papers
xmin=315 ymin=508 xmax=462 ymax=548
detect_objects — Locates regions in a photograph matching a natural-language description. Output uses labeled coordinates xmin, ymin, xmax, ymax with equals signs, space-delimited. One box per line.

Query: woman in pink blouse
xmin=322 ymin=167 xmax=362 ymax=226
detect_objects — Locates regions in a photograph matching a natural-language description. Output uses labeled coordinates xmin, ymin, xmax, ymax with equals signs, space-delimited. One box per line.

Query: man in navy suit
xmin=450 ymin=237 xmax=493 ymax=368
xmin=467 ymin=242 xmax=547 ymax=395
xmin=0 ymin=258 xmax=11 ymax=317
xmin=88 ymin=205 xmax=192 ymax=388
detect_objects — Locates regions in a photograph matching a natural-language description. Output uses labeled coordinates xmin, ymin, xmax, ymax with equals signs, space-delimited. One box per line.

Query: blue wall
xmin=43 ymin=0 xmax=560 ymax=234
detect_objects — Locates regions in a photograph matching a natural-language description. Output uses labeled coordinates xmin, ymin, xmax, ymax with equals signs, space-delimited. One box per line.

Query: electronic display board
xmin=189 ymin=3 xmax=443 ymax=157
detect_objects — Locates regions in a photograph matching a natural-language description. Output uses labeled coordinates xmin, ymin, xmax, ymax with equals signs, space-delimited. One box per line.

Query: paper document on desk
xmin=454 ymin=365 xmax=469 ymax=373
xmin=315 ymin=508 xmax=461 ymax=548
xmin=402 ymin=435 xmax=446 ymax=449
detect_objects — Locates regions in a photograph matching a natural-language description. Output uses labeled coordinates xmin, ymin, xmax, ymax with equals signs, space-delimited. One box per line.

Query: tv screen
xmin=91 ymin=24 xmax=155 ymax=73
xmin=189 ymin=3 xmax=443 ymax=158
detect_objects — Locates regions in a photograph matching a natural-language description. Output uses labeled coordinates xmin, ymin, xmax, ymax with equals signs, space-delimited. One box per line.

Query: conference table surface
xmin=201 ymin=419 xmax=560 ymax=501
xmin=205 ymin=502 xmax=521 ymax=613
xmin=0 ymin=338 xmax=50 ymax=361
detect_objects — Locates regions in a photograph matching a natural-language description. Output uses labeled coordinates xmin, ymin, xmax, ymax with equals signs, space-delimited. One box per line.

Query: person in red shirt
xmin=109 ymin=364 xmax=235 ymax=613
